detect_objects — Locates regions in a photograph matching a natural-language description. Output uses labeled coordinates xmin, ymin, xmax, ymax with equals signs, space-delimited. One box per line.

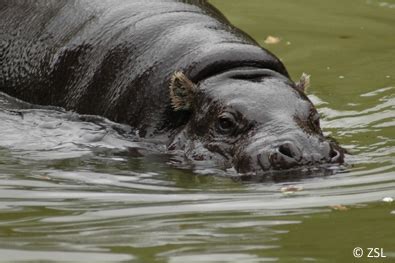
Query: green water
xmin=0 ymin=0 xmax=394 ymax=262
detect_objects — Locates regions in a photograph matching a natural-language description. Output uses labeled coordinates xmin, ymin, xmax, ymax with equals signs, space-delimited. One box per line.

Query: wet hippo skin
xmin=0 ymin=0 xmax=344 ymax=175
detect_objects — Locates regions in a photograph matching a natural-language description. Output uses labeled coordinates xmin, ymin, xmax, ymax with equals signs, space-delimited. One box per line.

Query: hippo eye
xmin=217 ymin=114 xmax=236 ymax=133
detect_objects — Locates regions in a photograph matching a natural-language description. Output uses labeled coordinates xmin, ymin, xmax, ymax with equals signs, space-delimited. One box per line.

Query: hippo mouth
xmin=233 ymin=163 xmax=346 ymax=182
xmin=258 ymin=142 xmax=344 ymax=170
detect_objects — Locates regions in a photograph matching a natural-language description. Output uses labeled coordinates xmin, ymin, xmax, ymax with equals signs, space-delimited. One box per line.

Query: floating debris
xmin=264 ymin=35 xmax=281 ymax=44
xmin=280 ymin=185 xmax=304 ymax=194
xmin=330 ymin=205 xmax=348 ymax=211
xmin=382 ymin=197 xmax=393 ymax=203
xmin=338 ymin=75 xmax=345 ymax=79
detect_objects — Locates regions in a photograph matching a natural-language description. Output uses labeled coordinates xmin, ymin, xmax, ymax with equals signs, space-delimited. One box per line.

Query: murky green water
xmin=0 ymin=0 xmax=394 ymax=262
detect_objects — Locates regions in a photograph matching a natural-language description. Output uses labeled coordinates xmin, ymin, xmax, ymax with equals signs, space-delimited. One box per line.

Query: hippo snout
xmin=253 ymin=140 xmax=345 ymax=172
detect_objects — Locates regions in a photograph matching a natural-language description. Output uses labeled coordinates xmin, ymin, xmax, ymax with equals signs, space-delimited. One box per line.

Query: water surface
xmin=0 ymin=0 xmax=394 ymax=262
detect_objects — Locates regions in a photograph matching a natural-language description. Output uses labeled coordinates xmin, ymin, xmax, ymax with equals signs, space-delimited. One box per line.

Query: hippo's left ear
xmin=295 ymin=73 xmax=310 ymax=93
xmin=169 ymin=71 xmax=197 ymax=111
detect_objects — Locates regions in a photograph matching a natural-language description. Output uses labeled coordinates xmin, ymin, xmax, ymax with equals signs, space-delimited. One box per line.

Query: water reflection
xmin=1 ymin=0 xmax=395 ymax=261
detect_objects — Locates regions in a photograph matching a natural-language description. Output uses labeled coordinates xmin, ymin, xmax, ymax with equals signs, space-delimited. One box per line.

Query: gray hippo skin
xmin=0 ymin=0 xmax=344 ymax=175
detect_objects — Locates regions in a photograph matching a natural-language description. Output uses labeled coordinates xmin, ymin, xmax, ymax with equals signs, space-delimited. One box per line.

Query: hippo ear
xmin=295 ymin=73 xmax=310 ymax=93
xmin=169 ymin=71 xmax=197 ymax=111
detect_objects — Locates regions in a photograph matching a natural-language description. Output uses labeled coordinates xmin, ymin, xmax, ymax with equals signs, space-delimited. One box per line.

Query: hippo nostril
xmin=278 ymin=144 xmax=293 ymax=158
xmin=268 ymin=142 xmax=301 ymax=169
xmin=330 ymin=148 xmax=337 ymax=158
xmin=329 ymin=145 xmax=344 ymax=163
xmin=278 ymin=142 xmax=301 ymax=161
xmin=329 ymin=147 xmax=344 ymax=163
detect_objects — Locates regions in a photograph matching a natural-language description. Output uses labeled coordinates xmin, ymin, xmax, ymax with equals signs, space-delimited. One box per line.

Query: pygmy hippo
xmin=0 ymin=0 xmax=344 ymax=175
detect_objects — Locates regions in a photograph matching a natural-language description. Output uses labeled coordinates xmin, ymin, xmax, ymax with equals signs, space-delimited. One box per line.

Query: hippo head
xmin=167 ymin=68 xmax=344 ymax=175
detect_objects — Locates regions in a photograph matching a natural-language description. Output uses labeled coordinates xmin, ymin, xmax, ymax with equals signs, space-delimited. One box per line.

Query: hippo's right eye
xmin=217 ymin=114 xmax=236 ymax=134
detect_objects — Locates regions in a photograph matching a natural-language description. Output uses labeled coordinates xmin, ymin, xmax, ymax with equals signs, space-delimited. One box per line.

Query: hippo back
xmin=0 ymin=0 xmax=288 ymax=136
